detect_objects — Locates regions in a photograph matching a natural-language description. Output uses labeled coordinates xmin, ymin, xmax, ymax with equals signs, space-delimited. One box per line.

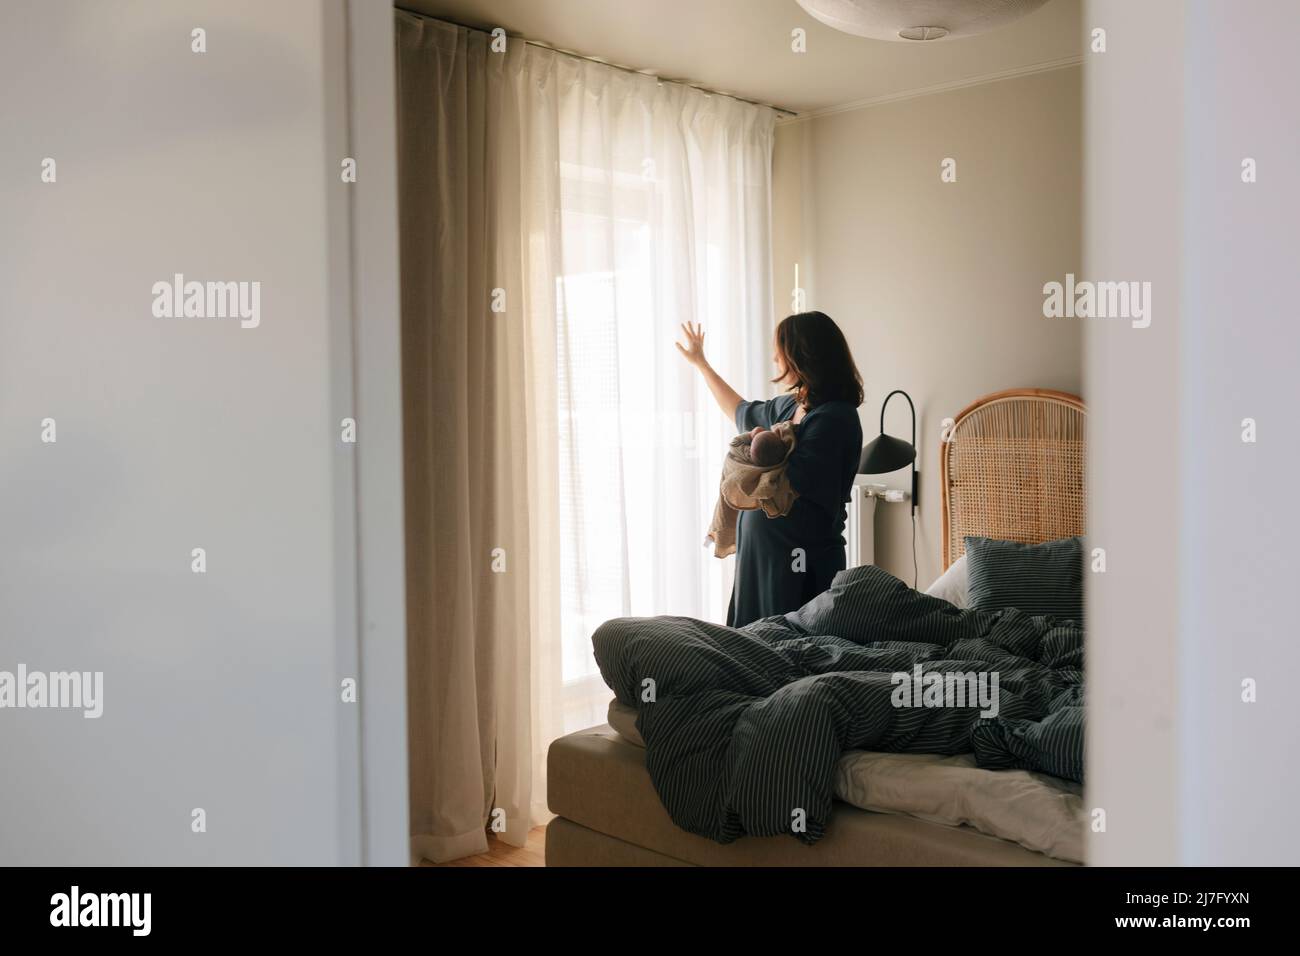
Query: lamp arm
xmin=879 ymin=389 xmax=916 ymax=448
xmin=880 ymin=389 xmax=918 ymax=515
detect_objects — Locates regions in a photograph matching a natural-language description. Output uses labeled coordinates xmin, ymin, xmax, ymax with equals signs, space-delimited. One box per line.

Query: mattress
xmin=548 ymin=722 xmax=1075 ymax=866
xmin=606 ymin=698 xmax=1084 ymax=863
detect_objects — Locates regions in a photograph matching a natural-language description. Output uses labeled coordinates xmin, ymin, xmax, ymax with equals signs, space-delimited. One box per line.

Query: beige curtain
xmin=397 ymin=11 xmax=563 ymax=863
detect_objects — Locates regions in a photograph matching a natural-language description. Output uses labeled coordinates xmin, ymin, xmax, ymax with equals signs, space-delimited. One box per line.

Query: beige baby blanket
xmin=706 ymin=421 xmax=798 ymax=558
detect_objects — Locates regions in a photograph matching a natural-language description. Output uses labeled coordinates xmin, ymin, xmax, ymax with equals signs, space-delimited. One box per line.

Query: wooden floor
xmin=420 ymin=826 xmax=547 ymax=867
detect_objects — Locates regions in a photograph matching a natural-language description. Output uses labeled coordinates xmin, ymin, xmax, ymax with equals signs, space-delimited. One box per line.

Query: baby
xmin=746 ymin=426 xmax=787 ymax=467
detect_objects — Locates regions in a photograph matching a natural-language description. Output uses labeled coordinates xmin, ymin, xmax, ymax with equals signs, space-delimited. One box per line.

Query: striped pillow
xmin=964 ymin=535 xmax=1084 ymax=622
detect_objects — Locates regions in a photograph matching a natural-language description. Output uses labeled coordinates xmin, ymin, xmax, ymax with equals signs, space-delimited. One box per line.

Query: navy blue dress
xmin=728 ymin=394 xmax=863 ymax=628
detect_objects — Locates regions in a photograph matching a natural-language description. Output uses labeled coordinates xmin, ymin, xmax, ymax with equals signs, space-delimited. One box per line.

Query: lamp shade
xmin=794 ymin=0 xmax=1050 ymax=42
xmin=859 ymin=432 xmax=916 ymax=474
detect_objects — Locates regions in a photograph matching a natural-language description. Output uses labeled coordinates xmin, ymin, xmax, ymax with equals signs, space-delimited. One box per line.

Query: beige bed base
xmin=545 ymin=725 xmax=1075 ymax=867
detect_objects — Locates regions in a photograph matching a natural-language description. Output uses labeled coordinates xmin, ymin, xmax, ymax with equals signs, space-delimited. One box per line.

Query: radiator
xmin=846 ymin=478 xmax=878 ymax=568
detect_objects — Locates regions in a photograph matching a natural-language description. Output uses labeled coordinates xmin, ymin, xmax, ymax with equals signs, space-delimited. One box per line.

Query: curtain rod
xmin=393 ymin=5 xmax=798 ymax=117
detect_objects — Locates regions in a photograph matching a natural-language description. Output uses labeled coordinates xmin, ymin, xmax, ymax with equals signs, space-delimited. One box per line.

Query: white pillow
xmin=924 ymin=553 xmax=969 ymax=608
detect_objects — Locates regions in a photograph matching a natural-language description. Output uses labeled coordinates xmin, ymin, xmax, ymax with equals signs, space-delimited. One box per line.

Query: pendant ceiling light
xmin=794 ymin=0 xmax=1051 ymax=41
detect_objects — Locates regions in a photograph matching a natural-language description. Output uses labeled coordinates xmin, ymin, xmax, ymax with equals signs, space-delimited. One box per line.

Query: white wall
xmin=1080 ymin=0 xmax=1182 ymax=866
xmin=1085 ymin=0 xmax=1300 ymax=866
xmin=0 ymin=0 xmax=406 ymax=865
xmin=1179 ymin=0 xmax=1300 ymax=867
xmin=773 ymin=67 xmax=1084 ymax=586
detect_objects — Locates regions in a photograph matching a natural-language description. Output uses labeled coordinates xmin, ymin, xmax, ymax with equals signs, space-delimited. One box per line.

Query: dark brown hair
xmin=772 ymin=311 xmax=864 ymax=408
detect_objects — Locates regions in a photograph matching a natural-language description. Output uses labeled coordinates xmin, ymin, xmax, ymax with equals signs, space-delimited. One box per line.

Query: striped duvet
xmin=592 ymin=564 xmax=1085 ymax=845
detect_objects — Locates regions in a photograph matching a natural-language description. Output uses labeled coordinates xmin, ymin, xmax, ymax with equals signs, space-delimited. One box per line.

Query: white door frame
xmin=325 ymin=0 xmax=410 ymax=867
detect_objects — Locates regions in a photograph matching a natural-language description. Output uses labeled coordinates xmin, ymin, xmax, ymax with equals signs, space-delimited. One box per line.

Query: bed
xmin=546 ymin=387 xmax=1087 ymax=866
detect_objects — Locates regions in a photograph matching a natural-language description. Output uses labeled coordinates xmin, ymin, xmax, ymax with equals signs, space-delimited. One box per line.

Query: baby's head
xmin=748 ymin=427 xmax=786 ymax=467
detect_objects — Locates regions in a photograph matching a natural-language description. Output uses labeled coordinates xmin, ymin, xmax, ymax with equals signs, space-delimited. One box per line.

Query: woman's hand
xmin=677 ymin=322 xmax=744 ymax=420
xmin=674 ymin=322 xmax=708 ymax=369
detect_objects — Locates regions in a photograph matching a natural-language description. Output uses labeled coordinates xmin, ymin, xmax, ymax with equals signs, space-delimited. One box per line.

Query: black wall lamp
xmin=859 ymin=389 xmax=918 ymax=515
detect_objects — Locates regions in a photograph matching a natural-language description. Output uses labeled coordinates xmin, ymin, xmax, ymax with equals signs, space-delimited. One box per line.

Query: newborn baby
xmin=747 ymin=426 xmax=787 ymax=467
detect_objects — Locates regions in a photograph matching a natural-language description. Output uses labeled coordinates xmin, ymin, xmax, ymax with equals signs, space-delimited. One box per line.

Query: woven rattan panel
xmin=941 ymin=390 xmax=1086 ymax=569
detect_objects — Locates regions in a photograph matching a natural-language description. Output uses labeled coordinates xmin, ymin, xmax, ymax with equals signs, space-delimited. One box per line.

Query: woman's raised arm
xmin=675 ymin=322 xmax=743 ymax=420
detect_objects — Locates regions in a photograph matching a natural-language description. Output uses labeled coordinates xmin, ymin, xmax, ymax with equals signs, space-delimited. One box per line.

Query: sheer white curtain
xmin=540 ymin=47 xmax=779 ymax=734
xmin=397 ymin=10 xmax=775 ymax=862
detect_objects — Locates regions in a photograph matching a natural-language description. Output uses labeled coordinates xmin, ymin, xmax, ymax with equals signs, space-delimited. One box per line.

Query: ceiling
xmin=399 ymin=0 xmax=1082 ymax=115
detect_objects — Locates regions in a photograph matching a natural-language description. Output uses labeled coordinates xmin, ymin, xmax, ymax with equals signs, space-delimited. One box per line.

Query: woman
xmin=677 ymin=311 xmax=864 ymax=627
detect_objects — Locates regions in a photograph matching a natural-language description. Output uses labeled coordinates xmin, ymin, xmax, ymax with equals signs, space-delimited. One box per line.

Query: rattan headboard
xmin=940 ymin=388 xmax=1086 ymax=570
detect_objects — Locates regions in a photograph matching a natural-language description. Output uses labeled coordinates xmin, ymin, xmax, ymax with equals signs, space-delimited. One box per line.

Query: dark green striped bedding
xmin=593 ymin=564 xmax=1085 ymax=845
